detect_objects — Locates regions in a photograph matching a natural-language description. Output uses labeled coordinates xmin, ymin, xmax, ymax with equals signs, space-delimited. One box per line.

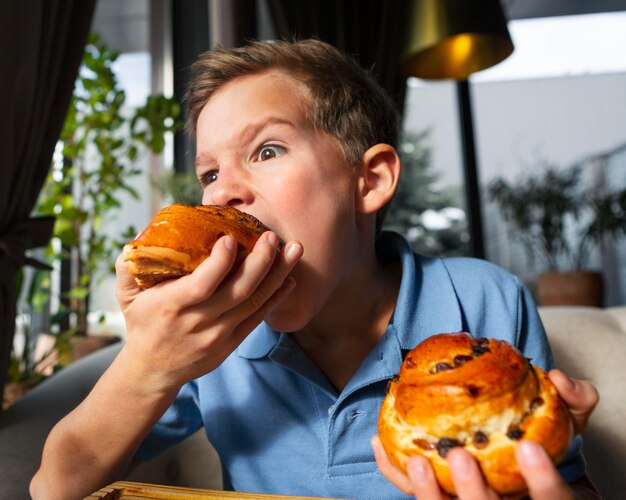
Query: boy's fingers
xmin=163 ymin=234 xmax=239 ymax=308
xmin=213 ymin=239 xmax=302 ymax=318
xmin=227 ymin=276 xmax=297 ymax=349
xmin=371 ymin=436 xmax=415 ymax=496
xmin=115 ymin=253 xmax=141 ymax=308
xmin=549 ymin=369 xmax=599 ymax=435
xmin=406 ymin=455 xmax=447 ymax=500
xmin=516 ymin=440 xmax=573 ymax=499
xmin=216 ymin=232 xmax=283 ymax=308
xmin=447 ymin=448 xmax=498 ymax=500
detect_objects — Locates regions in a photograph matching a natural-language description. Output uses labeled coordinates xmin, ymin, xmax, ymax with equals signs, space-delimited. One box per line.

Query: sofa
xmin=0 ymin=306 xmax=624 ymax=499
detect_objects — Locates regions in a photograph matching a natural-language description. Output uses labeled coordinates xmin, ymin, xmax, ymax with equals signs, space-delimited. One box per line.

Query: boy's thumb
xmin=115 ymin=252 xmax=140 ymax=308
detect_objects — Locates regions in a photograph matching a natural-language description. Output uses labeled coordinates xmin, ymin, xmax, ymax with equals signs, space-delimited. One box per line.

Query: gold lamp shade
xmin=403 ymin=0 xmax=514 ymax=80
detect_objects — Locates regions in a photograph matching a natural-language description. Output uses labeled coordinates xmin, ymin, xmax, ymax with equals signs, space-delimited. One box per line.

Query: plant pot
xmin=536 ymin=271 xmax=604 ymax=307
xmin=56 ymin=334 xmax=122 ymax=366
xmin=70 ymin=334 xmax=121 ymax=361
xmin=3 ymin=380 xmax=39 ymax=410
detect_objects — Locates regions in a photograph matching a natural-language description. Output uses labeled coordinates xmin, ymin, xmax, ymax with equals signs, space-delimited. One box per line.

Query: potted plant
xmin=4 ymin=269 xmax=58 ymax=409
xmin=27 ymin=32 xmax=181 ymax=364
xmin=488 ymin=163 xmax=626 ymax=306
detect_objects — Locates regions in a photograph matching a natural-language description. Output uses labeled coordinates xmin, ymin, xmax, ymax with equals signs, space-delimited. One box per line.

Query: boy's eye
xmin=255 ymin=144 xmax=285 ymax=161
xmin=199 ymin=170 xmax=218 ymax=187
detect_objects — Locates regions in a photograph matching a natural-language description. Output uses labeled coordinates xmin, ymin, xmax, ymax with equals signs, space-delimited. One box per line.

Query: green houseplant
xmin=488 ymin=163 xmax=626 ymax=305
xmin=20 ymin=32 xmax=181 ymax=372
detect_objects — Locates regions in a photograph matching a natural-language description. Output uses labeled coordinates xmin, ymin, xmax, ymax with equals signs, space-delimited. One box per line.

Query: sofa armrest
xmin=0 ymin=343 xmax=222 ymax=497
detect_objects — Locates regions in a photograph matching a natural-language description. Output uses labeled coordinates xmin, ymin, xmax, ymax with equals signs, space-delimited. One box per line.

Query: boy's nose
xmin=203 ymin=166 xmax=253 ymax=208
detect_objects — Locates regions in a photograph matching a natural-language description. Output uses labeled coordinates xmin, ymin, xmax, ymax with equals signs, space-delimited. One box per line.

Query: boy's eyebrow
xmin=195 ymin=116 xmax=298 ymax=168
xmin=238 ymin=116 xmax=298 ymax=147
xmin=195 ymin=152 xmax=214 ymax=169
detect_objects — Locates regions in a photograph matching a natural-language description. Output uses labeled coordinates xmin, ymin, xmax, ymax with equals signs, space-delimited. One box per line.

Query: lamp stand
xmin=456 ymin=80 xmax=485 ymax=259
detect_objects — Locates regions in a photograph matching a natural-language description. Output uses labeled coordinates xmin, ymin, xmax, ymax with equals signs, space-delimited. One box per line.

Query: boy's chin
xmin=263 ymin=306 xmax=311 ymax=334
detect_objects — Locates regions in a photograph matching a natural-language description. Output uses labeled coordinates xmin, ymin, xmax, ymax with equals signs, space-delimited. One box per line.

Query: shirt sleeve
xmin=557 ymin=435 xmax=587 ymax=484
xmin=133 ymin=380 xmax=203 ymax=461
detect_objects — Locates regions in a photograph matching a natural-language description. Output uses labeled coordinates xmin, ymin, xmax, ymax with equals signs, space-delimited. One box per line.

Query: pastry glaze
xmin=123 ymin=204 xmax=279 ymax=288
xmin=378 ymin=332 xmax=572 ymax=496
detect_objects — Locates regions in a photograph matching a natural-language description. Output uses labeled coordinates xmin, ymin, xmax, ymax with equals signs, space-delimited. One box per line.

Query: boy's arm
xmin=31 ymin=233 xmax=302 ymax=499
xmin=30 ymin=348 xmax=180 ymax=499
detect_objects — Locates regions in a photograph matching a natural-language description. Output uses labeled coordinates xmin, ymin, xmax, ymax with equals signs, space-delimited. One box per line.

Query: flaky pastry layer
xmin=123 ymin=204 xmax=278 ymax=288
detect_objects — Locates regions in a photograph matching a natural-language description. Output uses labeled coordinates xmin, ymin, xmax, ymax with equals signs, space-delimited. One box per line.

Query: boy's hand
xmin=372 ymin=439 xmax=573 ymax=500
xmin=372 ymin=371 xmax=599 ymax=499
xmin=116 ymin=231 xmax=303 ymax=391
xmin=548 ymin=369 xmax=599 ymax=435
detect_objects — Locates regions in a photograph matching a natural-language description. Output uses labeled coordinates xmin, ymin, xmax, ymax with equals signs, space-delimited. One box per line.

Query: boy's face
xmin=195 ymin=71 xmax=365 ymax=331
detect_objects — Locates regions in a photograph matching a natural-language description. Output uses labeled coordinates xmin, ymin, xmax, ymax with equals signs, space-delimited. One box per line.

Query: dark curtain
xmin=172 ymin=0 xmax=211 ymax=173
xmin=0 ymin=0 xmax=96 ymax=408
xmin=172 ymin=0 xmax=257 ymax=173
xmin=266 ymin=0 xmax=412 ymax=110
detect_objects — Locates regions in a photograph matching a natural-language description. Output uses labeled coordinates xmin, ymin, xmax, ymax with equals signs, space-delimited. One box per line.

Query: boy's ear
xmin=356 ymin=144 xmax=401 ymax=215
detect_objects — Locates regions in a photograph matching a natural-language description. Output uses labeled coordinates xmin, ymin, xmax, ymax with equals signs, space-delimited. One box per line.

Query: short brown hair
xmin=186 ymin=38 xmax=400 ymax=166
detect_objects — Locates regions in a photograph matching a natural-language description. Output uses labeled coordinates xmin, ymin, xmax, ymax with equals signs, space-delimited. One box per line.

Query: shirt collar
xmin=386 ymin=232 xmax=463 ymax=350
xmin=237 ymin=231 xmax=463 ymax=359
xmin=238 ymin=322 xmax=279 ymax=359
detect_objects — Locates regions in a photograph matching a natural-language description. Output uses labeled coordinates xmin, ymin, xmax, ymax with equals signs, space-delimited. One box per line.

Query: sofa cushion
xmin=539 ymin=306 xmax=626 ymax=498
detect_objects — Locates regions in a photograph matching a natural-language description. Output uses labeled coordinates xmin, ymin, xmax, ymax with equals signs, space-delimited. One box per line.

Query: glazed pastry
xmin=123 ymin=204 xmax=278 ymax=288
xmin=378 ymin=332 xmax=571 ymax=496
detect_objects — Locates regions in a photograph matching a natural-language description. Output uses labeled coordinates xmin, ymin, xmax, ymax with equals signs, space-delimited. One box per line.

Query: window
xmin=398 ymin=12 xmax=626 ymax=304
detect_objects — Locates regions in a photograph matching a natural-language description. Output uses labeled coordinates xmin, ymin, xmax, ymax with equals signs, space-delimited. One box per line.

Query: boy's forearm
xmin=30 ymin=347 xmax=181 ymax=500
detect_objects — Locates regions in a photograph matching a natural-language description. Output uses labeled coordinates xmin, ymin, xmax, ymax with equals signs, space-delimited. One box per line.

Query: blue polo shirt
xmin=136 ymin=232 xmax=585 ymax=498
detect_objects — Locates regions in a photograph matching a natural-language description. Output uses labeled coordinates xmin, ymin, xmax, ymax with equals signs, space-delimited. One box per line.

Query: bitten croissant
xmin=378 ymin=332 xmax=572 ymax=496
xmin=123 ymin=204 xmax=279 ymax=289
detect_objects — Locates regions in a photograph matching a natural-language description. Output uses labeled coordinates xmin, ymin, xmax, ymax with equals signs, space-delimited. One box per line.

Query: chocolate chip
xmin=405 ymin=358 xmax=416 ymax=368
xmin=413 ymin=439 xmax=436 ymax=451
xmin=472 ymin=345 xmax=491 ymax=356
xmin=506 ymin=425 xmax=524 ymax=440
xmin=530 ymin=397 xmax=544 ymax=412
xmin=473 ymin=431 xmax=489 ymax=449
xmin=437 ymin=438 xmax=462 ymax=457
xmin=430 ymin=362 xmax=454 ymax=374
xmin=467 ymin=385 xmax=480 ymax=397
xmin=453 ymin=354 xmax=473 ymax=367
xmin=477 ymin=337 xmax=490 ymax=346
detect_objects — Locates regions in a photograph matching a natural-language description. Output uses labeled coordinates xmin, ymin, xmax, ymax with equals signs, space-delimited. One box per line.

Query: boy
xmin=31 ymin=39 xmax=599 ymax=499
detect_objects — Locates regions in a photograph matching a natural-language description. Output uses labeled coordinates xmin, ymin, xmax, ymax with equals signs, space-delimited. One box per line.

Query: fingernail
xmin=448 ymin=450 xmax=471 ymax=479
xmin=552 ymin=369 xmax=575 ymax=391
xmin=517 ymin=440 xmax=544 ymax=466
xmin=370 ymin=436 xmax=379 ymax=450
xmin=286 ymin=242 xmax=303 ymax=261
xmin=266 ymin=232 xmax=278 ymax=248
xmin=223 ymin=235 xmax=236 ymax=250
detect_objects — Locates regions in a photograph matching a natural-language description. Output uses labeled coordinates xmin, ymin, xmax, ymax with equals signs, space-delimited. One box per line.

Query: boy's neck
xmin=292 ymin=249 xmax=401 ymax=392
